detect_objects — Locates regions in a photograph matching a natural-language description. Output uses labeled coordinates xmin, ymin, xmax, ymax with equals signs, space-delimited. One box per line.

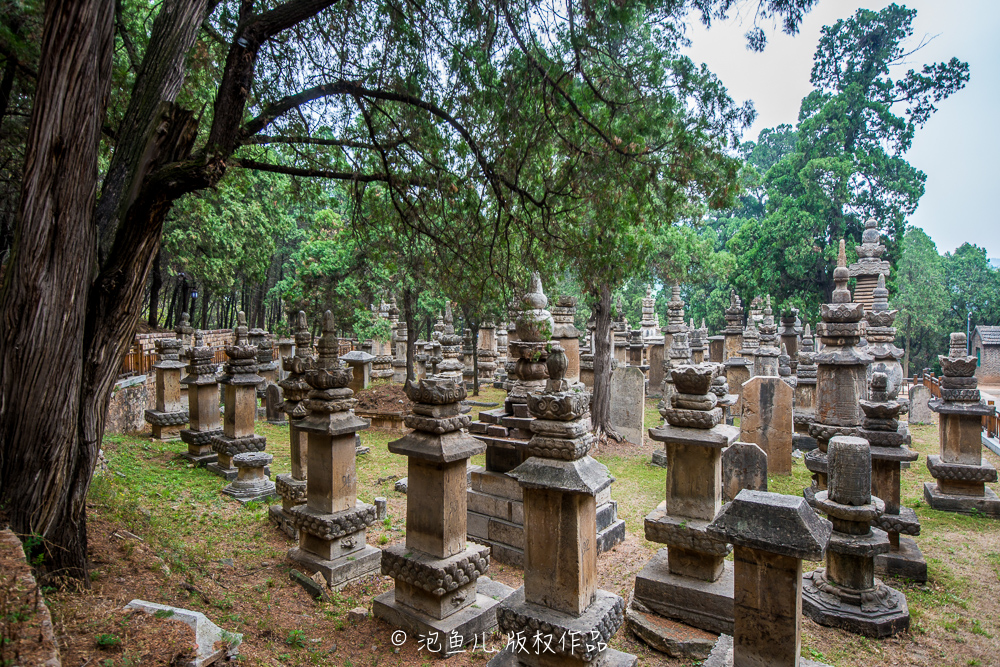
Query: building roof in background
xmin=974 ymin=326 xmax=1000 ymax=345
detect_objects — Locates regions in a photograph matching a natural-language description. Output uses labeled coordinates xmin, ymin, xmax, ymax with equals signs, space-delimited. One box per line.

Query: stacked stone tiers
xmin=144 ymin=337 xmax=189 ymax=440
xmin=179 ymin=331 xmax=221 ymax=465
xmin=802 ymin=436 xmax=909 ymax=638
xmin=925 ymin=333 xmax=1000 ymax=517
xmin=288 ymin=312 xmax=380 ymax=589
xmin=374 ymin=376 xmax=513 ymax=655
xmin=488 ymin=344 xmax=637 ymax=667
xmin=270 ymin=311 xmax=313 ymax=539
xmin=629 ymin=363 xmax=739 ymax=656
xmin=793 ymin=324 xmax=818 ymax=451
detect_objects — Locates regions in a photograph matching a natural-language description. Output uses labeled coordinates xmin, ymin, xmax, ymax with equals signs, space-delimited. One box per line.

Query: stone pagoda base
xmin=287 ymin=501 xmax=381 ymax=589
xmin=373 ymin=576 xmax=513 ymax=657
xmin=221 ymin=452 xmax=276 ymax=504
xmin=625 ymin=595 xmax=717 ymax=660
xmin=703 ymin=634 xmax=831 ymax=667
xmin=802 ymin=568 xmax=909 ymax=638
xmin=651 ymin=449 xmax=667 ymax=468
xmin=179 ymin=429 xmax=221 ymax=466
xmin=875 ymin=536 xmax=927 ymax=582
xmin=631 ymin=548 xmax=734 ymax=636
xmin=923 ymin=482 xmax=1000 ymax=517
xmin=269 ymin=474 xmax=307 ymax=539
xmin=145 ymin=409 xmax=188 ymax=441
xmin=467 ymin=465 xmax=625 ymax=566
xmin=490 ymin=588 xmax=636 ymax=667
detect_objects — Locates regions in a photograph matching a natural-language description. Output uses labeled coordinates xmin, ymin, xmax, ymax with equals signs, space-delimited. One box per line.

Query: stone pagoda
xmin=179 ymin=330 xmax=222 ymax=465
xmin=375 ymin=374 xmax=512 ymax=655
xmin=778 ymin=344 xmax=796 ymax=388
xmin=658 ymin=329 xmax=690 ymax=416
xmin=778 ymin=308 xmax=801 ymax=370
xmin=468 ymin=275 xmax=624 ymax=564
xmin=462 ymin=328 xmax=476 ymax=388
xmin=249 ymin=327 xmax=278 ymax=415
xmin=925 ymin=332 xmax=999 ymax=516
xmin=752 ymin=296 xmax=780 ymax=377
xmin=490 ymin=345 xmax=636 ymax=667
xmin=864 ymin=274 xmax=904 ymax=398
xmin=663 ymin=284 xmax=686 ymax=351
xmin=631 ymin=363 xmax=740 ymax=648
xmin=208 ymin=312 xmax=268 ymax=481
xmin=802 ymin=436 xmax=909 ymax=637
xmin=722 ymin=290 xmax=744 ymax=362
xmin=287 ymin=311 xmax=380 ymax=588
xmin=640 ymin=285 xmax=660 ymax=338
xmin=860 ymin=371 xmax=924 ymax=581
xmin=849 ymin=218 xmax=891 ymax=312
xmin=804 ymin=241 xmax=872 ymax=502
xmin=391 ymin=299 xmax=408 ymax=383
xmin=793 ymin=323 xmax=818 ymax=451
xmin=271 ymin=311 xmax=314 ymax=539
xmin=551 ymin=295 xmax=581 ymax=384
xmin=144 ymin=337 xmax=189 ymax=440
xmin=689 ymin=319 xmax=706 ymax=364
xmin=705 ymin=490 xmax=833 ymax=667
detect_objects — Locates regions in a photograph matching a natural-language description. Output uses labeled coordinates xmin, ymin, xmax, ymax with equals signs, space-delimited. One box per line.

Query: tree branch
xmin=233 ymin=158 xmax=423 ymax=185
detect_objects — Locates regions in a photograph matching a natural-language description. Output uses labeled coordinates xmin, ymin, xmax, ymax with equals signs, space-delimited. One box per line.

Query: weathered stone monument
xmin=224 ymin=451 xmax=276 ymax=504
xmin=640 ymin=285 xmax=660 ymax=338
xmin=208 ymin=313 xmax=268 ymax=481
xmin=793 ymin=324 xmax=818 ymax=451
xmin=865 ymin=274 xmax=904 ymax=398
xmin=849 ymin=218 xmax=892 ymax=312
xmin=179 ymin=331 xmax=221 ymax=465
xmin=287 ymin=311 xmax=380 ymax=588
xmin=861 ymin=371 xmax=925 ymax=581
xmin=374 ymin=374 xmax=512 ymax=654
xmin=144 ymin=337 xmax=189 ymax=440
xmin=723 ymin=291 xmax=750 ymax=413
xmin=265 ymin=384 xmax=285 ymax=424
xmin=907 ymin=383 xmax=935 ymax=424
xmin=552 ymin=295 xmax=581 ymax=384
xmin=802 ymin=436 xmax=909 ymax=637
xmin=752 ymin=296 xmax=780 ymax=377
xmin=468 ymin=275 xmax=624 ymax=564
xmin=489 ymin=345 xmax=636 ymax=667
xmin=629 ymin=363 xmax=739 ymax=652
xmin=721 ymin=441 xmax=767 ymax=503
xmin=739 ymin=375 xmax=794 ymax=475
xmin=805 ymin=241 xmax=871 ymax=502
xmin=704 ymin=490 xmax=832 ymax=667
xmin=270 ymin=311 xmax=313 ymax=539
xmin=925 ymin=332 xmax=1000 ymax=516
xmin=611 ymin=365 xmax=645 ymax=445
xmin=342 ymin=349 xmax=375 ymax=392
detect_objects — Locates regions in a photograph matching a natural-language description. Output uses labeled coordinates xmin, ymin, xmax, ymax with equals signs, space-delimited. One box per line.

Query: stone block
xmin=722 ymin=442 xmax=768 ymax=503
xmin=633 ymin=548 xmax=734 ymax=635
xmin=739 ymin=376 xmax=793 ymax=475
xmin=626 ymin=595 xmax=716 ymax=659
xmin=468 ymin=489 xmax=514 ymax=522
xmin=610 ymin=366 xmax=646 ymax=445
xmin=125 ymin=600 xmax=241 ymax=667
xmin=923 ymin=482 xmax=1000 ymax=517
xmin=306 ymin=432 xmax=357 ymax=514
xmin=406 ymin=458 xmax=468 ymax=559
xmin=907 ymin=385 xmax=936 ymax=424
xmin=471 ymin=467 xmax=524 ymax=501
xmin=288 ymin=544 xmax=381 ymax=590
xmin=489 ymin=517 xmax=525 ymax=550
xmin=875 ymin=536 xmax=927 ymax=583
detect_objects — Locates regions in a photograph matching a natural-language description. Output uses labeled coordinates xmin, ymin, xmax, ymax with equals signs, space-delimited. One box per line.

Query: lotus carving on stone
xmin=404 ymin=378 xmax=467 ymax=404
xmin=224 ymin=344 xmax=258 ymax=360
xmin=939 ymin=356 xmax=977 ymax=377
xmin=670 ymin=363 xmax=719 ymax=395
xmin=821 ymin=302 xmax=865 ymax=323
xmin=859 ymin=400 xmax=901 ymax=420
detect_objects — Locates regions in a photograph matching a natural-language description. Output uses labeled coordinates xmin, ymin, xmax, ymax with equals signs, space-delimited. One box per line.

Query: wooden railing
xmin=117 ymin=342 xmax=281 ymax=379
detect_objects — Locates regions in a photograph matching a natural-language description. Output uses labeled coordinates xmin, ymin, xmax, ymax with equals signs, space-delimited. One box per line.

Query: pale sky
xmin=681 ymin=0 xmax=999 ymax=258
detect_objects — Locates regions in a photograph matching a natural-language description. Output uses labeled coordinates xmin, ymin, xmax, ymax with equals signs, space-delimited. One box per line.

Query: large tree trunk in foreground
xmin=0 ymin=0 xmax=114 ymax=580
xmin=590 ymin=284 xmax=620 ymax=440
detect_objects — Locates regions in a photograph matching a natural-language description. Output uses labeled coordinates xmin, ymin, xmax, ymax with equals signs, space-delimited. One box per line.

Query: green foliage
xmin=894 ymin=227 xmax=948 ymax=375
xmin=942 ymin=243 xmax=1000 ymax=335
xmin=95 ymin=633 xmax=122 ymax=648
xmin=722 ymin=4 xmax=968 ymax=319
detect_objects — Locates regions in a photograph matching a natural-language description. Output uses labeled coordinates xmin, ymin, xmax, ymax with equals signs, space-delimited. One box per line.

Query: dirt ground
xmin=33 ymin=388 xmax=1000 ymax=666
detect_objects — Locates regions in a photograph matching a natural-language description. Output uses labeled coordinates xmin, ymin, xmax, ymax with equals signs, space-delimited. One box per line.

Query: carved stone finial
xmin=832 ymin=239 xmax=852 ymax=304
xmin=235 ymin=311 xmax=249 ymax=345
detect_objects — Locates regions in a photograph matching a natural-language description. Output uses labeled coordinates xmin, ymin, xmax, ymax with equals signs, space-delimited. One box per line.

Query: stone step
xmin=597 ymin=500 xmax=619 ymax=533
xmin=501 ymin=416 xmax=534 ymax=431
xmin=597 ymin=518 xmax=627 ymax=554
xmin=469 ymin=466 xmax=523 ymax=501
xmin=468 ymin=421 xmax=488 ymax=434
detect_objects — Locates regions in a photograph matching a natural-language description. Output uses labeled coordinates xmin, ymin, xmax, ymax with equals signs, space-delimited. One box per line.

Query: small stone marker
xmin=722 ymin=442 xmax=767 ymax=503
xmin=223 ymin=452 xmax=276 ymax=504
xmin=374 ymin=497 xmax=387 ymax=520
xmin=739 ymin=376 xmax=793 ymax=474
xmin=907 ymin=384 xmax=935 ymax=424
xmin=125 ymin=600 xmax=242 ymax=667
xmin=706 ymin=490 xmax=831 ymax=667
xmin=611 ymin=365 xmax=646 ymax=445
xmin=265 ymin=383 xmax=285 ymax=424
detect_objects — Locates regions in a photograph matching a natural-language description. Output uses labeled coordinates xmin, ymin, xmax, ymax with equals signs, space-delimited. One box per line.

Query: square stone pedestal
xmin=288 ymin=543 xmax=381 ymax=590
xmin=703 ymin=634 xmax=831 ymax=667
xmin=875 ymin=536 xmax=927 ymax=583
xmin=632 ymin=548 xmax=734 ymax=635
xmin=923 ymin=482 xmax=1000 ymax=517
xmin=373 ymin=577 xmax=513 ymax=657
xmin=151 ymin=422 xmax=183 ymax=441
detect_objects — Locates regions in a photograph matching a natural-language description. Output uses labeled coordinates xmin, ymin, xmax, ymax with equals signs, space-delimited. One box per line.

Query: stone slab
xmin=268 ymin=504 xmax=298 ymax=540
xmin=739 ymin=376 xmax=793 ymax=475
xmin=875 ymin=536 xmax=927 ymax=583
xmin=288 ymin=544 xmax=381 ymax=590
xmin=703 ymin=634 xmax=831 ymax=667
xmin=722 ymin=442 xmax=768 ymax=503
xmin=610 ymin=366 xmax=646 ymax=445
xmin=125 ymin=600 xmax=241 ymax=667
xmin=923 ymin=482 xmax=1000 ymax=517
xmin=633 ymin=549 xmax=734 ymax=635
xmin=290 ymin=569 xmax=331 ymax=602
xmin=651 ymin=449 xmax=667 ymax=468
xmin=179 ymin=450 xmax=218 ymax=466
xmin=908 ymin=385 xmax=936 ymax=424
xmin=373 ymin=583 xmax=512 ymax=657
xmin=625 ymin=595 xmax=716 ymax=659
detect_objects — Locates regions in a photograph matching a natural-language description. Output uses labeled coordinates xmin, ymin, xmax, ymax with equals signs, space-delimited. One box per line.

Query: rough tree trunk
xmin=403 ymin=289 xmax=417 ymax=383
xmin=148 ymin=249 xmax=162 ymax=328
xmin=0 ymin=0 xmax=114 ymax=580
xmin=590 ymin=284 xmax=620 ymax=440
